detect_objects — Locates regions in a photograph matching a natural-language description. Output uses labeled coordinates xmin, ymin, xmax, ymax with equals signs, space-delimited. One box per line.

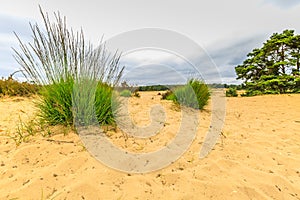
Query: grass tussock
xmin=13 ymin=7 xmax=124 ymax=127
xmin=163 ymin=79 xmax=210 ymax=110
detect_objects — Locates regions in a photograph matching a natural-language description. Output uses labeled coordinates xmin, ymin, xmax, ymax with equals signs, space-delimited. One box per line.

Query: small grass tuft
xmin=120 ymin=89 xmax=131 ymax=97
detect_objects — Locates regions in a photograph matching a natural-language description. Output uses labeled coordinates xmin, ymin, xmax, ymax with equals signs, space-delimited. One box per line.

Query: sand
xmin=0 ymin=92 xmax=300 ymax=199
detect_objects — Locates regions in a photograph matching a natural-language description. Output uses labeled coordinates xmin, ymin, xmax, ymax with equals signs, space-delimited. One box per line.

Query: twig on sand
xmin=45 ymin=139 xmax=74 ymax=144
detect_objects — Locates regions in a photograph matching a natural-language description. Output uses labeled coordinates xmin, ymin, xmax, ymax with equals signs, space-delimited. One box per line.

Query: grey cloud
xmin=121 ymin=63 xmax=188 ymax=85
xmin=119 ymin=34 xmax=269 ymax=85
xmin=203 ymin=34 xmax=268 ymax=81
xmin=208 ymin=34 xmax=266 ymax=66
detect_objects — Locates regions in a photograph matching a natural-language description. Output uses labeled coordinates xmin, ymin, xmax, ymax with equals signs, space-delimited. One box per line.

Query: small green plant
xmin=120 ymin=89 xmax=131 ymax=97
xmin=10 ymin=116 xmax=39 ymax=146
xmin=163 ymin=79 xmax=210 ymax=110
xmin=162 ymin=90 xmax=174 ymax=100
xmin=226 ymin=87 xmax=238 ymax=97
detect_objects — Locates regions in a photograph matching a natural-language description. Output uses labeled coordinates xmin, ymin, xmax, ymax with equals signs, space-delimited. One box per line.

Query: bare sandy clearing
xmin=0 ymin=92 xmax=300 ymax=199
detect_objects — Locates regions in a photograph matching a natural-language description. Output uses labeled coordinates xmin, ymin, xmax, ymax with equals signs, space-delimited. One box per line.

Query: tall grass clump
xmin=13 ymin=7 xmax=124 ymax=127
xmin=164 ymin=79 xmax=210 ymax=110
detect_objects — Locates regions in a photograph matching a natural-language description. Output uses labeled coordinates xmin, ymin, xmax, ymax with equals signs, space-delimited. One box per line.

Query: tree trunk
xmin=297 ymin=49 xmax=300 ymax=71
xmin=281 ymin=45 xmax=286 ymax=74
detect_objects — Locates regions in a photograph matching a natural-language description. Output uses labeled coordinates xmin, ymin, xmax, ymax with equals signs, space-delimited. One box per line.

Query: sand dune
xmin=0 ymin=92 xmax=300 ymax=199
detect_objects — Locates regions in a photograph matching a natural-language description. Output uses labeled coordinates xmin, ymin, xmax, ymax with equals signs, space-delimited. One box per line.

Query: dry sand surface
xmin=0 ymin=92 xmax=300 ymax=199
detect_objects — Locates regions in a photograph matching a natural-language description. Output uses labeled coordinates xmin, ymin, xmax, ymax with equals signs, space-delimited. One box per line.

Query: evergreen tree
xmin=235 ymin=29 xmax=300 ymax=95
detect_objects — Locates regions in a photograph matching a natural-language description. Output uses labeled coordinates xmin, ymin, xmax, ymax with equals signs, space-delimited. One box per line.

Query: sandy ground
xmin=0 ymin=92 xmax=300 ymax=199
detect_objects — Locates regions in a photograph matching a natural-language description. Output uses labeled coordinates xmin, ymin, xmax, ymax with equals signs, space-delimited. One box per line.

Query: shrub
xmin=162 ymin=90 xmax=174 ymax=100
xmin=0 ymin=77 xmax=39 ymax=97
xmin=241 ymin=90 xmax=263 ymax=97
xmin=163 ymin=79 xmax=210 ymax=110
xmin=13 ymin=7 xmax=124 ymax=126
xmin=133 ymin=91 xmax=140 ymax=98
xmin=241 ymin=74 xmax=300 ymax=96
xmin=226 ymin=87 xmax=238 ymax=97
xmin=120 ymin=89 xmax=131 ymax=97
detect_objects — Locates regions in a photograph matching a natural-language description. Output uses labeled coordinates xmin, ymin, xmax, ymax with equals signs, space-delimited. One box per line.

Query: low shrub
xmin=133 ymin=91 xmax=140 ymax=98
xmin=241 ymin=90 xmax=263 ymax=97
xmin=226 ymin=87 xmax=238 ymax=97
xmin=120 ymin=89 xmax=131 ymax=97
xmin=162 ymin=90 xmax=174 ymax=100
xmin=0 ymin=78 xmax=39 ymax=97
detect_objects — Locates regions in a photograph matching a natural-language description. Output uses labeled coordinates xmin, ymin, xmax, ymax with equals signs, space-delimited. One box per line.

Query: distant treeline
xmin=138 ymin=85 xmax=170 ymax=91
xmin=117 ymin=84 xmax=243 ymax=92
xmin=137 ymin=83 xmax=243 ymax=91
xmin=0 ymin=77 xmax=245 ymax=97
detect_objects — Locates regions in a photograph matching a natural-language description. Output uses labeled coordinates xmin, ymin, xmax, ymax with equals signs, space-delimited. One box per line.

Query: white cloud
xmin=120 ymin=49 xmax=186 ymax=66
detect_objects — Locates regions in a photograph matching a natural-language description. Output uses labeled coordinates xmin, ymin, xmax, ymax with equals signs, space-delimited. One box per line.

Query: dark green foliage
xmin=224 ymin=84 xmax=245 ymax=90
xmin=138 ymin=85 xmax=169 ymax=91
xmin=120 ymin=89 xmax=131 ymax=97
xmin=226 ymin=88 xmax=238 ymax=97
xmin=163 ymin=79 xmax=210 ymax=110
xmin=235 ymin=29 xmax=300 ymax=96
xmin=241 ymin=90 xmax=263 ymax=97
xmin=0 ymin=77 xmax=39 ymax=97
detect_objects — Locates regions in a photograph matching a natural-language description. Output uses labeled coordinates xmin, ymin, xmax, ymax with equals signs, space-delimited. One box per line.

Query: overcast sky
xmin=1 ymin=0 xmax=300 ymax=84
